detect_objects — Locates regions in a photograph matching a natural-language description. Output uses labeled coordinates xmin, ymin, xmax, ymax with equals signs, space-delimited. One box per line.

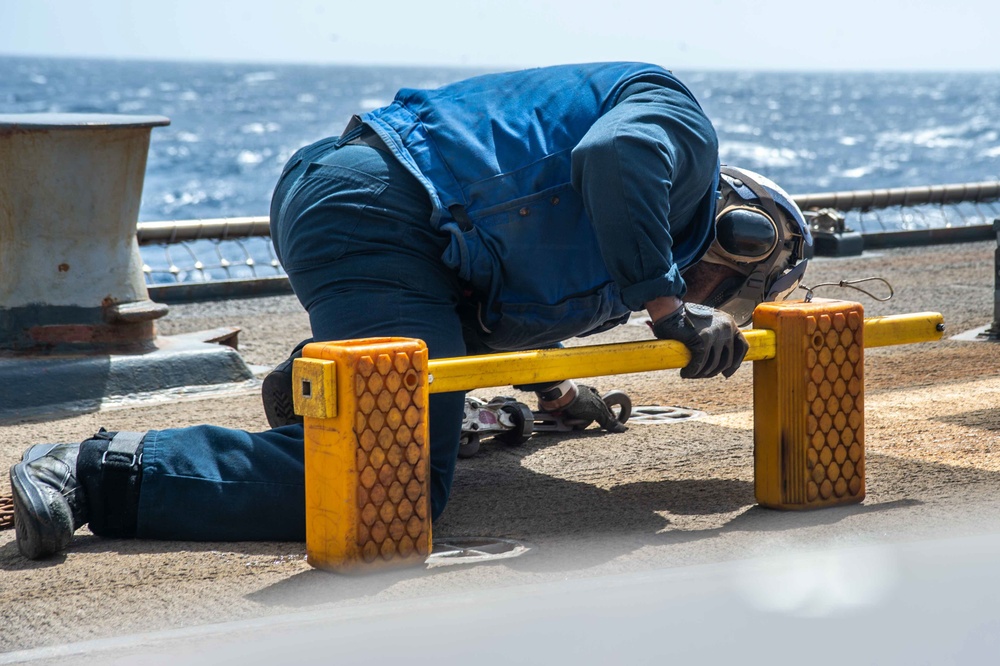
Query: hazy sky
xmin=2 ymin=0 xmax=997 ymax=71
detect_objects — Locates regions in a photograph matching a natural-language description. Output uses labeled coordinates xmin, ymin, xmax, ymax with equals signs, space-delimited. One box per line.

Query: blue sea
xmin=4 ymin=56 xmax=999 ymax=221
xmin=2 ymin=56 xmax=999 ymax=284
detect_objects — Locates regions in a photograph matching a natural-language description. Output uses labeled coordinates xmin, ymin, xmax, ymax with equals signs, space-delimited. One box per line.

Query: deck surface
xmin=2 ymin=241 xmax=999 ymax=659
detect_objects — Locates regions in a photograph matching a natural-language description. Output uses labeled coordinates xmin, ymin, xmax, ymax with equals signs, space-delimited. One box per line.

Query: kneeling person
xmin=9 ymin=63 xmax=811 ymax=560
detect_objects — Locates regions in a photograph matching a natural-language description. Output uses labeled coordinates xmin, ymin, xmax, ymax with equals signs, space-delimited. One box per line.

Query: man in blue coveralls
xmin=9 ymin=62 xmax=811 ymax=559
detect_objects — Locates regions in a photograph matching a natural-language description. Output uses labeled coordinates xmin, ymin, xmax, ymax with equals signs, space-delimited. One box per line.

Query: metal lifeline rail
xmin=794 ymin=180 xmax=1000 ymax=212
xmin=134 ymin=181 xmax=1000 ymax=244
xmin=423 ymin=311 xmax=945 ymax=393
xmin=137 ymin=216 xmax=271 ymax=243
xmin=292 ymin=304 xmax=945 ymax=573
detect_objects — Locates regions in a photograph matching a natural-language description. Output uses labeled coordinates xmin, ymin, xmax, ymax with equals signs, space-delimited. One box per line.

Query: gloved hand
xmin=559 ymin=384 xmax=627 ymax=433
xmin=650 ymin=303 xmax=749 ymax=379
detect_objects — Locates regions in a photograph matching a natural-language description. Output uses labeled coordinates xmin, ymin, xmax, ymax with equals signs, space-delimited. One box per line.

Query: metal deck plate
xmin=426 ymin=537 xmax=532 ymax=567
xmin=627 ymin=405 xmax=706 ymax=424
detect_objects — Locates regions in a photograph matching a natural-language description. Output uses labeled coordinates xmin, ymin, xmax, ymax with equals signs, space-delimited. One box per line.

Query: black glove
xmin=560 ymin=384 xmax=627 ymax=433
xmin=650 ymin=303 xmax=748 ymax=379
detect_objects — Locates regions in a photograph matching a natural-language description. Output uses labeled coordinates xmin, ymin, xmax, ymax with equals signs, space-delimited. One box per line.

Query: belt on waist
xmin=341 ymin=114 xmax=389 ymax=152
xmin=340 ymin=114 xmax=392 ymax=153
xmin=345 ymin=127 xmax=389 ymax=152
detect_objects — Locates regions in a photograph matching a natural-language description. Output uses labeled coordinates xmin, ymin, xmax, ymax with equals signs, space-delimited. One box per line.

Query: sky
xmin=2 ymin=0 xmax=998 ymax=71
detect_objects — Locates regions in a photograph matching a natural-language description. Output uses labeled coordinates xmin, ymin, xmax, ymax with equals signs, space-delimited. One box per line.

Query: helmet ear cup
xmin=715 ymin=207 xmax=778 ymax=263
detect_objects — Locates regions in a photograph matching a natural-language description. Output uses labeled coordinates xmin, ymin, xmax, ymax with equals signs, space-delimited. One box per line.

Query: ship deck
xmin=2 ymin=240 xmax=999 ymax=659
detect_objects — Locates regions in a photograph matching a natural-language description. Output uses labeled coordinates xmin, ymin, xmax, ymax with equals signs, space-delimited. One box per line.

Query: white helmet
xmin=697 ymin=166 xmax=813 ymax=325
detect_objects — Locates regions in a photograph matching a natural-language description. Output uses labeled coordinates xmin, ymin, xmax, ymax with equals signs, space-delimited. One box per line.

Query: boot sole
xmin=261 ymin=369 xmax=302 ymax=428
xmin=9 ymin=463 xmax=73 ymax=560
xmin=261 ymin=340 xmax=311 ymax=429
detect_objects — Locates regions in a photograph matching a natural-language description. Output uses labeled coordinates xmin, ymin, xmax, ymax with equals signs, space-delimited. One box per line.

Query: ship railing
xmin=138 ymin=180 xmax=1000 ymax=303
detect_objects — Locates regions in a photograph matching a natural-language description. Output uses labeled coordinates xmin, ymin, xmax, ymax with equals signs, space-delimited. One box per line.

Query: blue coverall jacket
xmin=364 ymin=62 xmax=720 ymax=350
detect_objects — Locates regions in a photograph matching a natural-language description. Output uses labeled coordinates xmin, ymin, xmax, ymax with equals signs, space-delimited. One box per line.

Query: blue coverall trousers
xmin=135 ymin=135 xmax=467 ymax=540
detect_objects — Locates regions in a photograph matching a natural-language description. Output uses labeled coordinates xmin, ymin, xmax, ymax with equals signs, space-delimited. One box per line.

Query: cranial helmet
xmin=697 ymin=166 xmax=813 ymax=326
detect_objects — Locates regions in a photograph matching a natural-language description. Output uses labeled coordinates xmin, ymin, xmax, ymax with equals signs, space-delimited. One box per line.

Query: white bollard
xmin=0 ymin=114 xmax=255 ymax=420
xmin=0 ymin=113 xmax=170 ymax=350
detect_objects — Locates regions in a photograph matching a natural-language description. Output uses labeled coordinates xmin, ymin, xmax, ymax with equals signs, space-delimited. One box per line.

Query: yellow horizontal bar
xmin=862 ymin=311 xmax=945 ymax=348
xmin=428 ymin=329 xmax=775 ymax=394
xmin=426 ymin=311 xmax=944 ymax=394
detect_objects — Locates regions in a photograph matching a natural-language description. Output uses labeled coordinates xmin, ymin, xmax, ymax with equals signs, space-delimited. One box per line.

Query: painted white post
xmin=0 ymin=113 xmax=170 ymax=350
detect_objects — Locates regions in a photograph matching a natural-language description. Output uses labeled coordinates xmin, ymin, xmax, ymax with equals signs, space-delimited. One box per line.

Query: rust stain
xmin=57 ymin=263 xmax=70 ymax=272
xmin=28 ymin=321 xmax=156 ymax=346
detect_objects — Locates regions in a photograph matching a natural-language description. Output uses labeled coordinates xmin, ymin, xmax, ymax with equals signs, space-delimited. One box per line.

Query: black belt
xmin=341 ymin=115 xmax=388 ymax=152
xmin=346 ymin=127 xmax=389 ymax=152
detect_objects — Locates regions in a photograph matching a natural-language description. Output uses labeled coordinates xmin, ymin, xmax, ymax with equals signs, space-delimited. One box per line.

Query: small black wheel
xmin=602 ymin=390 xmax=632 ymax=425
xmin=494 ymin=402 xmax=534 ymax=446
xmin=458 ymin=433 xmax=481 ymax=458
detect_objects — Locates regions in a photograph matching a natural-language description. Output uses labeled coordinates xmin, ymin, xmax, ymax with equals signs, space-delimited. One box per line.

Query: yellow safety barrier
xmin=754 ymin=300 xmax=866 ymax=509
xmin=296 ymin=338 xmax=432 ymax=573
xmin=294 ymin=301 xmax=944 ymax=571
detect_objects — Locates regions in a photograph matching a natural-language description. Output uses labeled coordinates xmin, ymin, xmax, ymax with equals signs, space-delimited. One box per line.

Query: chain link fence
xmin=142 ymin=236 xmax=285 ymax=285
xmin=139 ymin=218 xmax=290 ymax=301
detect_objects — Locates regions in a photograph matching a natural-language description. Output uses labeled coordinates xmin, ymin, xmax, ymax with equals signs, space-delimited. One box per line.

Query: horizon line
xmin=3 ymin=51 xmax=1000 ymax=76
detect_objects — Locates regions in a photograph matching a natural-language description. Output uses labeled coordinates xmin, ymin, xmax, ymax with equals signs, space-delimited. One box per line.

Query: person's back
xmin=362 ymin=62 xmax=720 ymax=350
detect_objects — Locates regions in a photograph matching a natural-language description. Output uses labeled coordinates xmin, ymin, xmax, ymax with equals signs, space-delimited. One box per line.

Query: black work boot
xmin=9 ymin=443 xmax=87 ymax=560
xmin=10 ymin=429 xmax=145 ymax=560
xmin=261 ymin=338 xmax=311 ymax=428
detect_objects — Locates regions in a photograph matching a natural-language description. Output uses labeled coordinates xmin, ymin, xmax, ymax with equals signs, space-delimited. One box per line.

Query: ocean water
xmin=2 ymin=57 xmax=1000 ymax=285
xmin=3 ymin=56 xmax=999 ymax=224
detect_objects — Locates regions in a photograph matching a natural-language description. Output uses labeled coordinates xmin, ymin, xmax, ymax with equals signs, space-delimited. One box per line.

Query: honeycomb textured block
xmin=753 ymin=300 xmax=865 ymax=510
xmin=297 ymin=337 xmax=431 ymax=572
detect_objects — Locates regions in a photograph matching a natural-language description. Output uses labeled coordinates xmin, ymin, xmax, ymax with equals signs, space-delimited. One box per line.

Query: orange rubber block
xmin=294 ymin=338 xmax=432 ymax=572
xmin=753 ymin=300 xmax=865 ymax=510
